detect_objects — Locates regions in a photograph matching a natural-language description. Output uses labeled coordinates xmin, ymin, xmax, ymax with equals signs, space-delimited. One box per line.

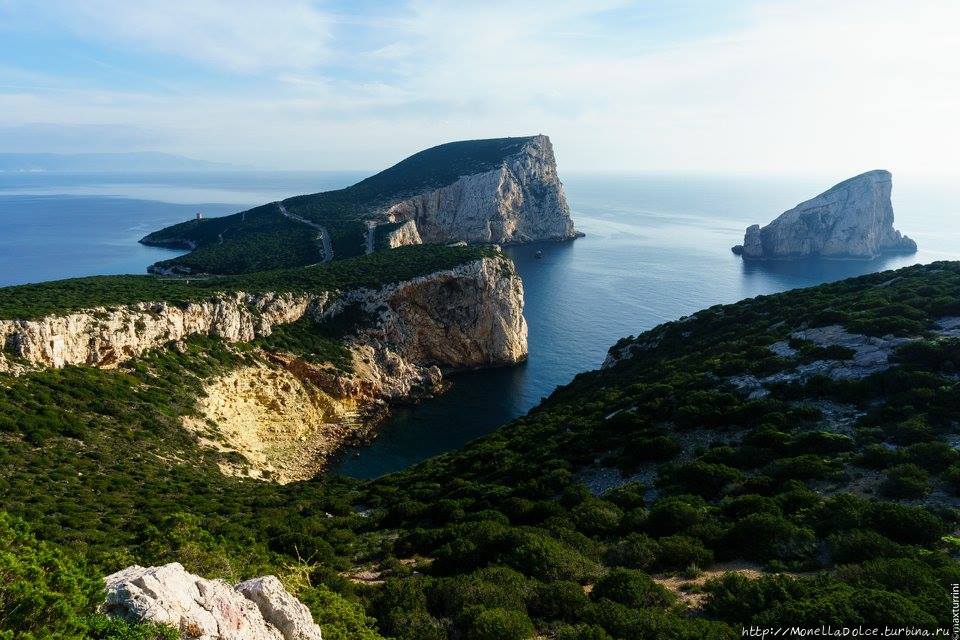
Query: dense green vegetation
xmin=0 ymin=243 xmax=495 ymax=319
xmin=1 ymin=260 xmax=959 ymax=638
xmin=141 ymin=137 xmax=533 ymax=274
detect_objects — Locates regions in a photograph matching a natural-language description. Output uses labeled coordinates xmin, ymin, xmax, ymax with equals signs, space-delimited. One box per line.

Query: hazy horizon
xmin=1 ymin=1 xmax=958 ymax=176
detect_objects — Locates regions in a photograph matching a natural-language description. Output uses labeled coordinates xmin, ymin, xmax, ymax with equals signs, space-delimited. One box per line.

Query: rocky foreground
xmin=104 ymin=563 xmax=323 ymax=640
xmin=733 ymin=169 xmax=917 ymax=260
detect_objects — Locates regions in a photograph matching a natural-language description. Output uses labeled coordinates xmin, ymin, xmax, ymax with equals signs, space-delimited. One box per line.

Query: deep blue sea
xmin=2 ymin=170 xmax=958 ymax=478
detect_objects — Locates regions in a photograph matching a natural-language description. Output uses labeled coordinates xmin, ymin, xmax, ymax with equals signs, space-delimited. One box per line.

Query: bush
xmin=646 ymin=497 xmax=706 ymax=536
xmin=879 ymin=464 xmax=931 ymax=499
xmin=656 ymin=535 xmax=714 ymax=571
xmin=866 ymin=502 xmax=946 ymax=545
xmin=665 ymin=462 xmax=743 ymax=498
xmin=943 ymin=463 xmax=960 ymax=495
xmin=502 ymin=531 xmax=601 ymax=583
xmin=702 ymin=573 xmax=812 ymax=624
xmin=604 ymin=533 xmax=660 ymax=570
xmin=902 ymin=442 xmax=958 ymax=472
xmin=530 ymin=581 xmax=591 ymax=622
xmin=725 ymin=513 xmax=816 ymax=562
xmin=591 ymin=569 xmax=675 ymax=609
xmin=465 ymin=608 xmax=535 ymax=640
xmin=571 ymin=499 xmax=623 ymax=535
xmin=554 ymin=623 xmax=614 ymax=640
xmin=827 ymin=530 xmax=904 ymax=564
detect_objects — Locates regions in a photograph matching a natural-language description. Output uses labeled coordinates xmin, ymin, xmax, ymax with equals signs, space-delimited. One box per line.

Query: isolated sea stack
xmin=732 ymin=170 xmax=917 ymax=260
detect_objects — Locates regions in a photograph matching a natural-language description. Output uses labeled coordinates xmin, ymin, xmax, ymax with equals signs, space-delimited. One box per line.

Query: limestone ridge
xmin=382 ymin=134 xmax=581 ymax=245
xmin=0 ymin=291 xmax=326 ymax=372
xmin=0 ymin=255 xmax=525 ymax=374
xmin=103 ymin=563 xmax=323 ymax=640
xmin=732 ymin=170 xmax=918 ymax=260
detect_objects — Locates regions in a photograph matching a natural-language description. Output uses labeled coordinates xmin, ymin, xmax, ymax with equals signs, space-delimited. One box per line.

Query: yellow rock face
xmin=183 ymin=359 xmax=360 ymax=483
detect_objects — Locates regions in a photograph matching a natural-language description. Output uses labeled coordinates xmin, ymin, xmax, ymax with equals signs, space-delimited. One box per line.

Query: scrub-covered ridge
xmin=1 ymin=261 xmax=959 ymax=638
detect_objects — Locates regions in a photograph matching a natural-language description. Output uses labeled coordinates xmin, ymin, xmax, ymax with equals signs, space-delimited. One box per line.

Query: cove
xmin=329 ymin=173 xmax=960 ymax=478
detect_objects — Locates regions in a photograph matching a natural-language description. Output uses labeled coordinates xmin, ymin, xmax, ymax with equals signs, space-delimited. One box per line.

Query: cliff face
xmin=183 ymin=254 xmax=527 ymax=482
xmin=381 ymin=219 xmax=422 ymax=249
xmin=733 ymin=170 xmax=917 ymax=260
xmin=1 ymin=255 xmax=527 ymax=481
xmin=342 ymin=255 xmax=528 ymax=376
xmin=383 ymin=135 xmax=579 ymax=244
xmin=0 ymin=291 xmax=327 ymax=372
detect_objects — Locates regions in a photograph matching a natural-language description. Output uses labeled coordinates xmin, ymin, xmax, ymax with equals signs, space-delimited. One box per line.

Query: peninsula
xmin=141 ymin=135 xmax=580 ymax=275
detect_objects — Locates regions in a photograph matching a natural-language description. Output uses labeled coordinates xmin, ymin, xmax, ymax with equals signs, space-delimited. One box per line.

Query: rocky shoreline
xmin=0 ymin=254 xmax=527 ymax=482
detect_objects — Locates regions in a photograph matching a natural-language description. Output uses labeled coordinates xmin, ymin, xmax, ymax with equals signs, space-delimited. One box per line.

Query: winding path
xmin=364 ymin=220 xmax=378 ymax=255
xmin=277 ymin=201 xmax=333 ymax=263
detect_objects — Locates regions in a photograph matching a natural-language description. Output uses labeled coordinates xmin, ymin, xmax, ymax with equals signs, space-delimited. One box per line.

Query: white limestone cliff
xmin=0 ymin=255 xmax=527 ymax=481
xmin=382 ymin=135 xmax=580 ymax=245
xmin=732 ymin=170 xmax=917 ymax=260
xmin=0 ymin=256 xmax=525 ymax=376
xmin=103 ymin=563 xmax=322 ymax=640
xmin=379 ymin=219 xmax=422 ymax=249
xmin=0 ymin=291 xmax=327 ymax=372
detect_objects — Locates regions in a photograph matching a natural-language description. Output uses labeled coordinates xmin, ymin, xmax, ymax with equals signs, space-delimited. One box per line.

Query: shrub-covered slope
xmin=141 ymin=137 xmax=535 ymax=274
xmin=2 ymin=261 xmax=959 ymax=638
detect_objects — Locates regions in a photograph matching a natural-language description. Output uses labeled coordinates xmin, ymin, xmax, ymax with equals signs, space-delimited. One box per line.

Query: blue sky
xmin=0 ymin=1 xmax=957 ymax=174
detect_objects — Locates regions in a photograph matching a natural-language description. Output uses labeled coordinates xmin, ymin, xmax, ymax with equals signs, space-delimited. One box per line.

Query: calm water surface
xmin=2 ymin=170 xmax=957 ymax=478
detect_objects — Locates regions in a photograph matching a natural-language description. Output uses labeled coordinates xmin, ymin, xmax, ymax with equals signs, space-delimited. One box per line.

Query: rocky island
xmin=732 ymin=169 xmax=918 ymax=260
xmin=141 ymin=135 xmax=581 ymax=275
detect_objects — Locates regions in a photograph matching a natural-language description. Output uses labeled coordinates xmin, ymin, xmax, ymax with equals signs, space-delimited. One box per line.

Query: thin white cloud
xmin=0 ymin=0 xmax=958 ymax=175
xmin=34 ymin=0 xmax=333 ymax=73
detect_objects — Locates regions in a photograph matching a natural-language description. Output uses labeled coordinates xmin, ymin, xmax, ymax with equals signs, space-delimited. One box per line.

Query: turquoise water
xmin=2 ymin=170 xmax=957 ymax=478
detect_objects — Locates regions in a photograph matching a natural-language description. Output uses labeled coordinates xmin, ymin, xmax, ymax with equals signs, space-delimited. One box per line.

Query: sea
xmin=2 ymin=169 xmax=958 ymax=478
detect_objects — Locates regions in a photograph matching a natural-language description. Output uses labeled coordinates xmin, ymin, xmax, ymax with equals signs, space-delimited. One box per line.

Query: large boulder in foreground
xmin=732 ymin=170 xmax=917 ymax=260
xmin=103 ymin=563 xmax=322 ymax=640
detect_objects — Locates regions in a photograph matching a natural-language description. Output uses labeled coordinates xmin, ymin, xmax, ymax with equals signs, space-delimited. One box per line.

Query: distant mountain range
xmin=0 ymin=152 xmax=235 ymax=172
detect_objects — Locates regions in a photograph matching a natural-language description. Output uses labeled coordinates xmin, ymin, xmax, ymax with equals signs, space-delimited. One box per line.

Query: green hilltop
xmin=2 ymin=261 xmax=960 ymax=637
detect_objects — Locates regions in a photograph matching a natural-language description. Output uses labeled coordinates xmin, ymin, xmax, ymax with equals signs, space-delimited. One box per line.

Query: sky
xmin=0 ymin=0 xmax=957 ymax=175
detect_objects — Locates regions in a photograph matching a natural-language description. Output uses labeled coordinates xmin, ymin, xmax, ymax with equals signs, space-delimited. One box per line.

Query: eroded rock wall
xmin=0 ymin=291 xmax=327 ymax=372
xmin=384 ymin=134 xmax=579 ymax=244
xmin=734 ymin=170 xmax=917 ymax=260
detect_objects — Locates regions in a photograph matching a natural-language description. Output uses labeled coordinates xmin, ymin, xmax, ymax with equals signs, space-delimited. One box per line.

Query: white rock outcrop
xmin=379 ymin=219 xmax=422 ymax=249
xmin=103 ymin=563 xmax=322 ymax=640
xmin=383 ymin=135 xmax=580 ymax=245
xmin=0 ymin=291 xmax=327 ymax=372
xmin=732 ymin=170 xmax=917 ymax=260
xmin=341 ymin=254 xmax=528 ymax=384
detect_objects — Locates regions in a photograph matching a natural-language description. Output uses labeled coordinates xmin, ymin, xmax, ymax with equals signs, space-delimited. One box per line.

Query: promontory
xmin=141 ymin=134 xmax=581 ymax=275
xmin=732 ymin=169 xmax=917 ymax=260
